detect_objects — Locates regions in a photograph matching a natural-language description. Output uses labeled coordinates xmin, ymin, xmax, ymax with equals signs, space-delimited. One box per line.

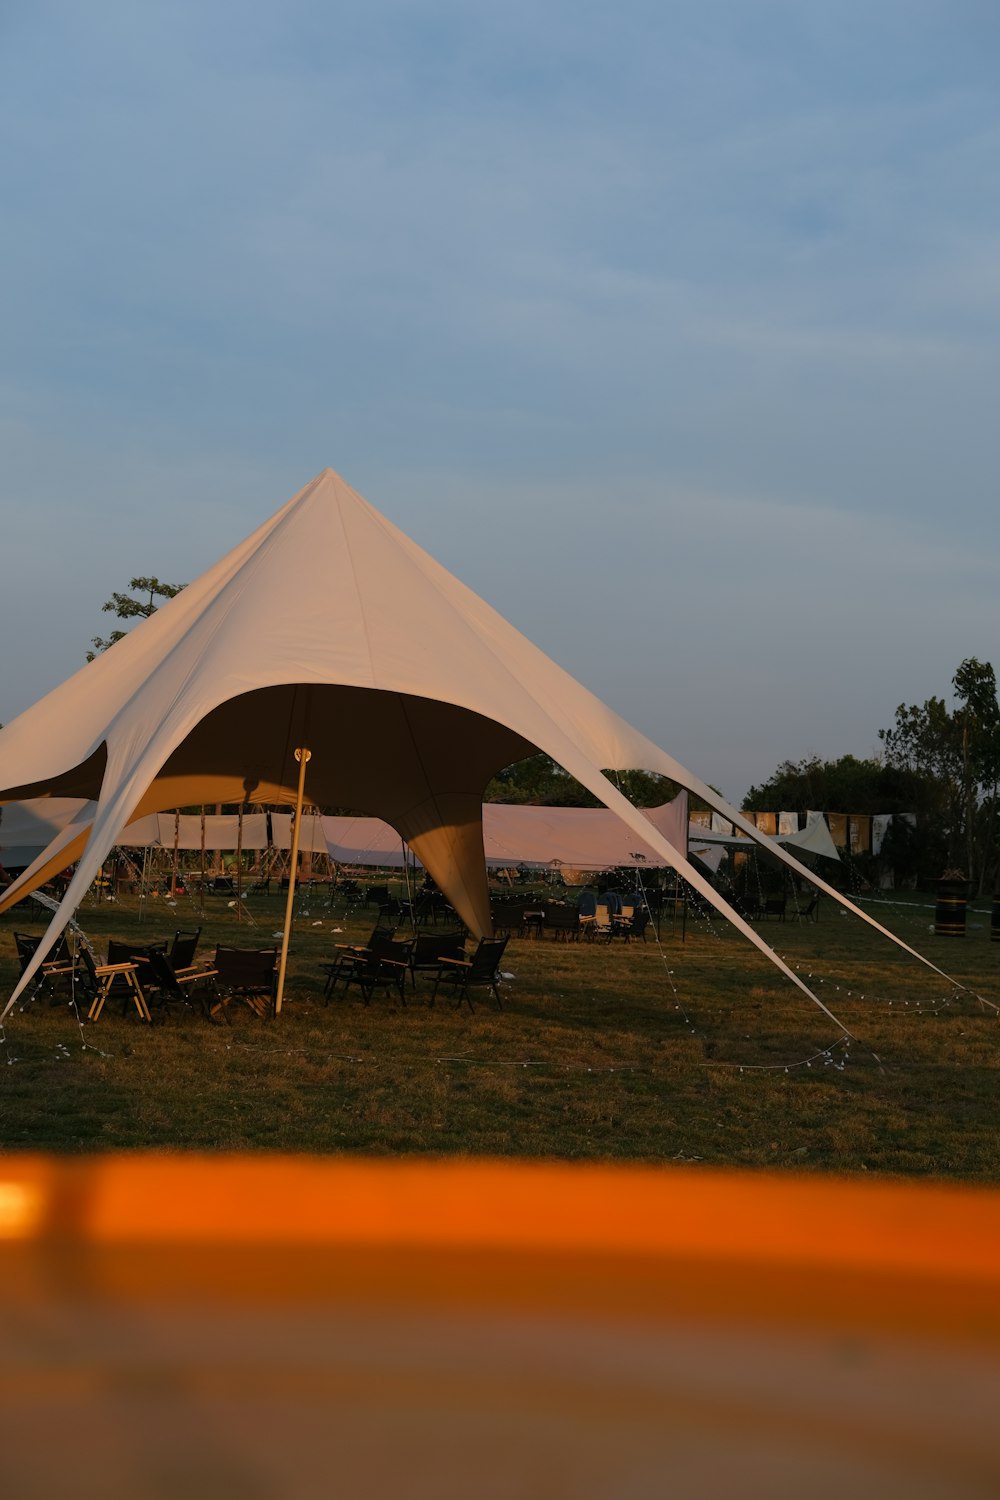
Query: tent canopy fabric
xmin=0 ymin=469 xmax=959 ymax=1022
xmin=322 ymin=815 xmax=411 ymax=869
xmin=269 ymin=812 xmax=329 ymax=855
xmin=687 ymin=811 xmax=841 ymax=865
xmin=320 ymin=796 xmax=689 ymax=873
xmin=0 ymin=798 xmax=97 ymax=867
xmin=480 ymin=798 xmax=689 ymax=872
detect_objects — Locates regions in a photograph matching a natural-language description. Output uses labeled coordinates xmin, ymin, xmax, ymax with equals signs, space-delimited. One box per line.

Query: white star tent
xmin=0 ymin=469 xmax=956 ymax=1024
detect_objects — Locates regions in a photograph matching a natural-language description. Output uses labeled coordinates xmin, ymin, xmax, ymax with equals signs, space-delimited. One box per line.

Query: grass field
xmin=1 ymin=883 xmax=998 ymax=1178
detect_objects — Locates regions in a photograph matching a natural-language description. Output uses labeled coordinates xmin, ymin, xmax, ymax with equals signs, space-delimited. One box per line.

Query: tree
xmin=484 ymin=754 xmax=681 ymax=808
xmin=742 ymin=753 xmax=936 ymax=817
xmin=952 ymin=658 xmax=1000 ymax=889
xmin=743 ymin=752 xmax=947 ymax=889
xmin=87 ymin=576 xmax=185 ymax=660
xmin=879 ymin=657 xmax=1000 ymax=892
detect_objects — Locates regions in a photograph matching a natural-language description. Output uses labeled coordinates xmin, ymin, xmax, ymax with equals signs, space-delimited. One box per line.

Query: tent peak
xmin=311 ymin=466 xmax=353 ymax=489
xmin=292 ymin=466 xmax=374 ymax=514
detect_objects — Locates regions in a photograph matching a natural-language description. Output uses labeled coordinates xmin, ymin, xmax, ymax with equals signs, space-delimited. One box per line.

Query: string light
xmin=632 ymin=863 xmax=702 ymax=1038
xmin=627 ymin=822 xmax=862 ymax=1071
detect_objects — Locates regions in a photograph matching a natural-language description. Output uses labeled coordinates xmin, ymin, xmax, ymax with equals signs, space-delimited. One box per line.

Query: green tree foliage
xmin=484 ymin=754 xmax=680 ymax=808
xmin=742 ymin=753 xmax=936 ymax=817
xmin=879 ymin=657 xmax=1000 ymax=891
xmin=743 ymin=752 xmax=944 ymax=886
xmin=87 ymin=576 xmax=185 ymax=660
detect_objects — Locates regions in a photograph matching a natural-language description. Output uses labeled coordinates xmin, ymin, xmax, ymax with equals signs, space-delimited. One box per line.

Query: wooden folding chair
xmin=81 ymin=946 xmax=152 ymax=1023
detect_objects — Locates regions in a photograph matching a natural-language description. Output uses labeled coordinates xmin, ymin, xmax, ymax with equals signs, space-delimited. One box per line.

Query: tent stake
xmin=274 ymin=747 xmax=311 ymax=1016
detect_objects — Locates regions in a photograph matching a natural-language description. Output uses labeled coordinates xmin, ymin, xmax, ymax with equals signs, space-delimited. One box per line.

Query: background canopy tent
xmin=320 ymin=797 xmax=689 ymax=874
xmin=0 ymin=469 xmax=958 ymax=1022
xmin=688 ymin=811 xmax=842 ymax=870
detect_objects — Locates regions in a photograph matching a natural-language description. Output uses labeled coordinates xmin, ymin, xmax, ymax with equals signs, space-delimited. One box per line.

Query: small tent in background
xmin=0 ymin=469 xmax=954 ymax=1022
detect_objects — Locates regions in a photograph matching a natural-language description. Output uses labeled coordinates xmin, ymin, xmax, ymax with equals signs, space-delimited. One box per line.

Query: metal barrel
xmin=935 ymin=883 xmax=968 ymax=937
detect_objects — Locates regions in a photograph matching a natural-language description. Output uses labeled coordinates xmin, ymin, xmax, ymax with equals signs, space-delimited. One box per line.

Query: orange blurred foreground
xmin=1 ymin=1156 xmax=998 ymax=1498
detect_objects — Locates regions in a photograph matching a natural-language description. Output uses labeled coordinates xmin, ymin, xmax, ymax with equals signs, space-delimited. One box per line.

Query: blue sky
xmin=3 ymin=1 xmax=999 ymax=801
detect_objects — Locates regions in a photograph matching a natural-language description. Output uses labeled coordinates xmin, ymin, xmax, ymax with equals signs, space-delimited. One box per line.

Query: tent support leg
xmin=274 ymin=747 xmax=311 ymax=1017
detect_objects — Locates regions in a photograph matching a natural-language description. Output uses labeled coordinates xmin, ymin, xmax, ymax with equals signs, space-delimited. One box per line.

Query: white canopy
xmin=688 ymin=811 xmax=841 ymax=865
xmin=480 ymin=797 xmax=689 ymax=872
xmin=0 ymin=468 xmax=956 ymax=1022
xmin=320 ymin=796 xmax=690 ymax=873
xmin=322 ymin=815 xmax=411 ymax=869
xmin=270 ymin=812 xmax=329 ymax=855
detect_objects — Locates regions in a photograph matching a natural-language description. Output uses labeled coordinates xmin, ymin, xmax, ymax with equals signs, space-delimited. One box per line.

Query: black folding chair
xmin=339 ymin=937 xmax=414 ymax=1007
xmin=430 ymin=936 xmax=509 ymax=1012
xmin=169 ymin=928 xmax=202 ymax=970
xmin=321 ymin=926 xmax=397 ymax=1000
xmin=623 ymin=908 xmax=651 ymax=943
xmin=144 ymin=949 xmax=220 ymax=1021
xmin=212 ymin=946 xmax=278 ymax=1020
xmin=409 ymin=930 xmax=466 ymax=990
xmin=14 ymin=931 xmax=73 ymax=1005
xmin=544 ymin=903 xmax=581 ymax=942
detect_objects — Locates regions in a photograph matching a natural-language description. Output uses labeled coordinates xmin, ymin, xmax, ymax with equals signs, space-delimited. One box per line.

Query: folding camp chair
xmin=338 ymin=936 xmax=413 ymax=1007
xmin=409 ymin=930 xmax=465 ymax=990
xmin=575 ymin=892 xmax=597 ymax=941
xmin=622 ymin=908 xmax=651 ymax=943
xmin=586 ymin=903 xmax=614 ymax=942
xmin=13 ymin=931 xmax=73 ymax=1006
xmin=144 ymin=948 xmax=220 ymax=1021
xmin=430 ymin=936 xmax=509 ymax=1012
xmin=544 ymin=903 xmax=581 ymax=942
xmin=80 ymin=946 xmax=152 ymax=1023
xmin=212 ymin=946 xmax=278 ymax=1020
xmin=321 ymin=926 xmax=397 ymax=1000
xmin=410 ymin=893 xmax=437 ymax=927
xmin=168 ymin=927 xmax=202 ymax=970
xmin=106 ymin=938 xmax=167 ymax=971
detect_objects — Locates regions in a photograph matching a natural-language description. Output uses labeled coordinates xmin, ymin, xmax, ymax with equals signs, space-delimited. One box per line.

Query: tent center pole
xmin=199 ymin=806 xmax=206 ymax=915
xmin=275 ymin=747 xmax=311 ymax=1016
xmin=170 ymin=811 xmax=180 ymax=898
xmin=236 ymin=802 xmax=245 ymax=921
